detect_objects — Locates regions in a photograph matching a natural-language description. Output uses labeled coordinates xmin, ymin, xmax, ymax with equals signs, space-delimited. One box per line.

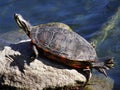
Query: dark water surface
xmin=0 ymin=0 xmax=120 ymax=89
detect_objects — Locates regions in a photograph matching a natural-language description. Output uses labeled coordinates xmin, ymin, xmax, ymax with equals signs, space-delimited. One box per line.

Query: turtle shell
xmin=35 ymin=22 xmax=72 ymax=31
xmin=30 ymin=26 xmax=97 ymax=64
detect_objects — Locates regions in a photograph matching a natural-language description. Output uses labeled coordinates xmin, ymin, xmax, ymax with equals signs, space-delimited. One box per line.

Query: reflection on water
xmin=0 ymin=0 xmax=120 ymax=89
xmin=92 ymin=8 xmax=120 ymax=45
xmin=91 ymin=7 xmax=120 ymax=90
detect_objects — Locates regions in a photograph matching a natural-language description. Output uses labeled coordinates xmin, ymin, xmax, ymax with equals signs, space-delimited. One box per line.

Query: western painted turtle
xmin=14 ymin=13 xmax=114 ymax=83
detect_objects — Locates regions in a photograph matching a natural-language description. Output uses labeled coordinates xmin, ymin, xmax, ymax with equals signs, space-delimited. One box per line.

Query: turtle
xmin=14 ymin=13 xmax=114 ymax=84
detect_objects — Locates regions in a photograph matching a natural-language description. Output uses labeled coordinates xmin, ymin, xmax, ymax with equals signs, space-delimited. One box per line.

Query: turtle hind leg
xmin=83 ymin=68 xmax=92 ymax=86
xmin=104 ymin=57 xmax=114 ymax=69
xmin=95 ymin=68 xmax=107 ymax=77
xmin=93 ymin=57 xmax=114 ymax=77
xmin=30 ymin=44 xmax=39 ymax=60
xmin=77 ymin=68 xmax=92 ymax=86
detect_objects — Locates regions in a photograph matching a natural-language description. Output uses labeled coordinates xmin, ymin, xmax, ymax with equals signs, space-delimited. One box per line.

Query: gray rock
xmin=0 ymin=40 xmax=86 ymax=90
xmin=0 ymin=40 xmax=114 ymax=90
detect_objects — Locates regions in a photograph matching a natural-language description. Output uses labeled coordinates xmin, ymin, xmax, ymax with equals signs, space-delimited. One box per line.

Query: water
xmin=91 ymin=7 xmax=120 ymax=90
xmin=0 ymin=0 xmax=120 ymax=89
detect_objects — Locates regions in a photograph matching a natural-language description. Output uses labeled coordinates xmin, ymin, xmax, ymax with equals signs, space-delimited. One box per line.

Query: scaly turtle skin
xmin=14 ymin=13 xmax=114 ymax=84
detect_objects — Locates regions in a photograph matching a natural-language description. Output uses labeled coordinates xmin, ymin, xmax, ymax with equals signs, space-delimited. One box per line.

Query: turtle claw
xmin=97 ymin=68 xmax=107 ymax=77
xmin=104 ymin=57 xmax=114 ymax=68
xmin=103 ymin=66 xmax=110 ymax=70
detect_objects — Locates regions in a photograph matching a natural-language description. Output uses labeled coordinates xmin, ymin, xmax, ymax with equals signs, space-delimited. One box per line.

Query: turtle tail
xmin=93 ymin=57 xmax=114 ymax=77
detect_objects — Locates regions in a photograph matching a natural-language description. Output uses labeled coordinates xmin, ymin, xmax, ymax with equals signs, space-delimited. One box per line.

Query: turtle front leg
xmin=31 ymin=44 xmax=39 ymax=60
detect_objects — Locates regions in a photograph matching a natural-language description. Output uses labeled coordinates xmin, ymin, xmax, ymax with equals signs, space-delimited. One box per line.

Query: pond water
xmin=0 ymin=0 xmax=120 ymax=89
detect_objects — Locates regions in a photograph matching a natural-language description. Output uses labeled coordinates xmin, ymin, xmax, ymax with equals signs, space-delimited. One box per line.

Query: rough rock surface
xmin=0 ymin=40 xmax=86 ymax=90
xmin=0 ymin=40 xmax=114 ymax=90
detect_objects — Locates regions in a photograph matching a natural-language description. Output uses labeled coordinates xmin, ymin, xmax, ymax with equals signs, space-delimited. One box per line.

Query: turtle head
xmin=14 ymin=13 xmax=31 ymax=36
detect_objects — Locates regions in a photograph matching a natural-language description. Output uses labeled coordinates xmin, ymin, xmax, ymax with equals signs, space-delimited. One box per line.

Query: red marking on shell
xmin=43 ymin=48 xmax=49 ymax=53
xmin=60 ymin=55 xmax=66 ymax=60
xmin=72 ymin=65 xmax=81 ymax=69
xmin=86 ymin=66 xmax=90 ymax=69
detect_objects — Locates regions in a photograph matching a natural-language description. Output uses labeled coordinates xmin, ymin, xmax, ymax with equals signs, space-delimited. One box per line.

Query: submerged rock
xmin=0 ymin=40 xmax=114 ymax=90
xmin=85 ymin=75 xmax=114 ymax=90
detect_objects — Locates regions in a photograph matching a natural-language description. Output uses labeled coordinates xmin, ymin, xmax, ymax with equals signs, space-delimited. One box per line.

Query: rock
xmin=0 ymin=40 xmax=114 ymax=90
xmin=85 ymin=75 xmax=114 ymax=90
xmin=0 ymin=40 xmax=86 ymax=90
